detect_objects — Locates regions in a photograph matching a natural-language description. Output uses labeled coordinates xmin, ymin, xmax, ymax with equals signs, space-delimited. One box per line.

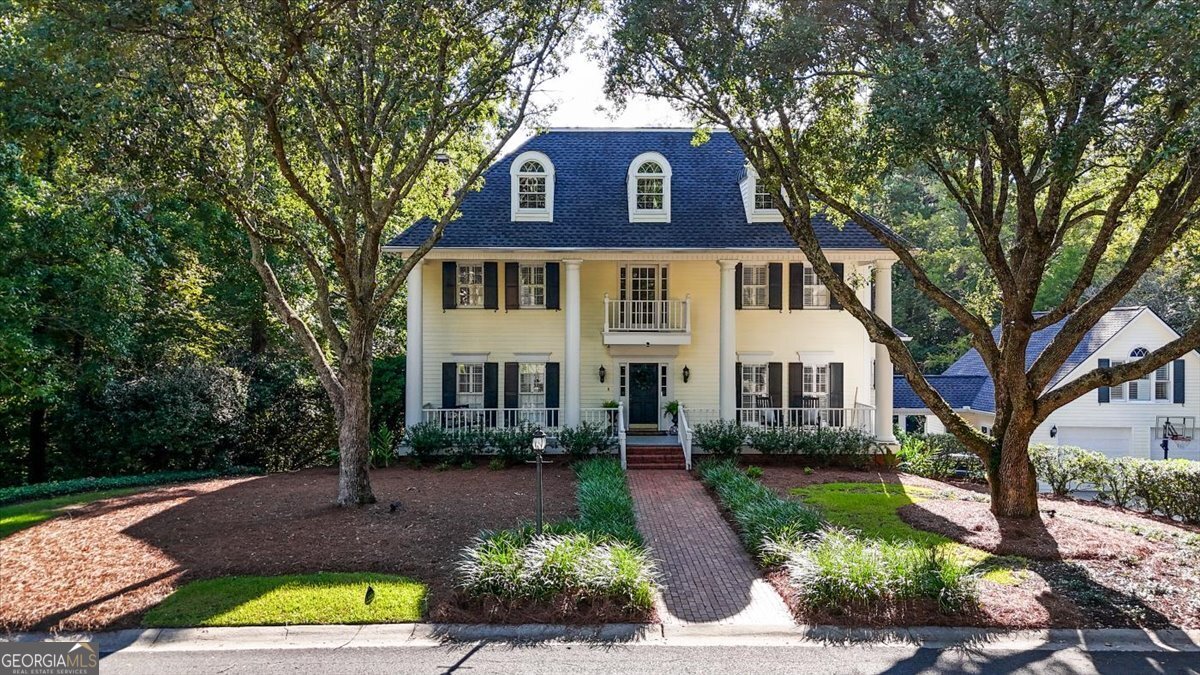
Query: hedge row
xmin=1030 ymin=445 xmax=1200 ymax=523
xmin=691 ymin=420 xmax=875 ymax=463
xmin=0 ymin=467 xmax=264 ymax=506
xmin=405 ymin=421 xmax=615 ymax=466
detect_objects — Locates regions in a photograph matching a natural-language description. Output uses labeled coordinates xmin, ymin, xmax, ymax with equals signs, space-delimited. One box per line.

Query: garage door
xmin=1057 ymin=426 xmax=1133 ymax=459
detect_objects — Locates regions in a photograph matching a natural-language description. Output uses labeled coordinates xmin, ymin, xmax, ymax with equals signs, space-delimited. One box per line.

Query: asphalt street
xmin=98 ymin=642 xmax=1200 ymax=674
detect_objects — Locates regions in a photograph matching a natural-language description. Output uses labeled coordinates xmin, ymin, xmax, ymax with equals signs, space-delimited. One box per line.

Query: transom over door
xmin=620 ymin=265 xmax=668 ymax=330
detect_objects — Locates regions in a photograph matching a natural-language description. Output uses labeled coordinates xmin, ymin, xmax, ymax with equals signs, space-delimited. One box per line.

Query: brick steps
xmin=626 ymin=444 xmax=685 ymax=470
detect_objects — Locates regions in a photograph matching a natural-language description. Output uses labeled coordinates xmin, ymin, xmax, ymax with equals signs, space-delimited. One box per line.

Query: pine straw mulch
xmin=756 ymin=466 xmax=1200 ymax=629
xmin=0 ymin=464 xmax=579 ymax=633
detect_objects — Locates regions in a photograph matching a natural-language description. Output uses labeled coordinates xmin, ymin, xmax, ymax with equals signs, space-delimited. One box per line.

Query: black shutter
xmin=789 ymin=263 xmax=804 ymax=310
xmin=545 ymin=262 xmax=560 ymax=310
xmin=483 ymin=262 xmax=498 ymax=310
xmin=545 ymin=362 xmax=560 ymax=409
xmin=484 ymin=362 xmax=499 ymax=411
xmin=788 ymin=362 xmax=805 ymax=407
xmin=442 ymin=262 xmax=456 ymax=310
xmin=829 ymin=362 xmax=844 ymax=407
xmin=829 ymin=263 xmax=845 ymax=310
xmin=504 ymin=362 xmax=519 ymax=409
xmin=734 ymin=362 xmax=742 ymax=413
xmin=442 ymin=362 xmax=457 ymax=408
xmin=768 ymin=362 xmax=783 ymax=407
xmin=505 ymin=262 xmax=520 ymax=310
xmin=768 ymin=263 xmax=783 ymax=310
xmin=1175 ymin=359 xmax=1186 ymax=404
xmin=1097 ymin=358 xmax=1111 ymax=403
xmin=734 ymin=263 xmax=744 ymax=310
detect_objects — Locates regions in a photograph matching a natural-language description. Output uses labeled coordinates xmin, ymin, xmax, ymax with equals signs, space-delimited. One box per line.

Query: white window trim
xmin=456 ymin=363 xmax=485 ymax=409
xmin=803 ymin=265 xmax=830 ymax=309
xmin=737 ymin=351 xmax=773 ymax=365
xmin=451 ymin=352 xmax=491 ymax=364
xmin=456 ymin=262 xmax=486 ymax=308
xmin=741 ymin=164 xmax=785 ymax=223
xmin=741 ymin=263 xmax=769 ymax=309
xmin=510 ymin=151 xmax=554 ymax=222
xmin=741 ymin=363 xmax=769 ymax=409
xmin=627 ymin=152 xmax=671 ymax=222
xmin=518 ymin=263 xmax=547 ymax=308
xmin=1112 ymin=348 xmax=1173 ymax=403
xmin=518 ymin=362 xmax=547 ymax=409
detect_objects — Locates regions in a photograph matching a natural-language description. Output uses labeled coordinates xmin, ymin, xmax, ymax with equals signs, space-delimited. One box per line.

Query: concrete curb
xmin=4 ymin=623 xmax=1200 ymax=655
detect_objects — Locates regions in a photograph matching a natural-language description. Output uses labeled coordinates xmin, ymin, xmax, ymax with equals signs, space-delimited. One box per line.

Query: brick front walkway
xmin=627 ymin=471 xmax=794 ymax=626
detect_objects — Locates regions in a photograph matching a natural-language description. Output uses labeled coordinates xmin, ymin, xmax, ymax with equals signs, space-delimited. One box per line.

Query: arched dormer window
xmin=510 ymin=151 xmax=554 ymax=221
xmin=627 ymin=152 xmax=671 ymax=222
xmin=740 ymin=163 xmax=784 ymax=222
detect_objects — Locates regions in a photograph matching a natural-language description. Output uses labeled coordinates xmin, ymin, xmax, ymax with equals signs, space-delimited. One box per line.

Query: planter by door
xmin=629 ymin=363 xmax=659 ymax=426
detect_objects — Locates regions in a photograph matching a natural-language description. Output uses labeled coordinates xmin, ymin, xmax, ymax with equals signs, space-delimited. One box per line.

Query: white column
xmin=404 ymin=260 xmax=424 ymax=428
xmin=718 ymin=260 xmax=738 ymax=421
xmin=874 ymin=260 xmax=897 ymax=443
xmin=564 ymin=259 xmax=582 ymax=427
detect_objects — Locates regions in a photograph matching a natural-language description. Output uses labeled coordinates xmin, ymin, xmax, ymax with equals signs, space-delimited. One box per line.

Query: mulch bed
xmin=755 ymin=466 xmax=1200 ymax=629
xmin=0 ymin=465 xmax=578 ymax=633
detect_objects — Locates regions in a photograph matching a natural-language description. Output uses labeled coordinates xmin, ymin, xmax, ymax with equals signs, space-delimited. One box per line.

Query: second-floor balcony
xmin=602 ymin=295 xmax=691 ymax=345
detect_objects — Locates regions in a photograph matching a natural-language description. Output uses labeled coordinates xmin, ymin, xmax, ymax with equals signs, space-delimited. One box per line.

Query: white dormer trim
xmin=510 ymin=151 xmax=554 ymax=222
xmin=627 ymin=152 xmax=671 ymax=223
xmin=740 ymin=164 xmax=785 ymax=223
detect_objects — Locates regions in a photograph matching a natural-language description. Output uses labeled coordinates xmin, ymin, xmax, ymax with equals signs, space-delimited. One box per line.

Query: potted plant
xmin=663 ymin=400 xmax=680 ymax=425
xmin=602 ymin=400 xmax=620 ymax=435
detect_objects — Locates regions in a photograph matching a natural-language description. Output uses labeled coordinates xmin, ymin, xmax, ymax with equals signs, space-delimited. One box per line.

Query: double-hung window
xmin=741 ymin=264 xmax=769 ymax=308
xmin=803 ymin=265 xmax=829 ymax=308
xmin=741 ymin=364 xmax=769 ymax=409
xmin=754 ymin=180 xmax=775 ymax=211
xmin=803 ymin=364 xmax=829 ymax=406
xmin=456 ymin=364 xmax=484 ymax=408
xmin=519 ymin=264 xmax=546 ymax=308
xmin=457 ymin=263 xmax=485 ymax=308
xmin=1115 ymin=347 xmax=1171 ymax=402
xmin=518 ymin=363 xmax=546 ymax=409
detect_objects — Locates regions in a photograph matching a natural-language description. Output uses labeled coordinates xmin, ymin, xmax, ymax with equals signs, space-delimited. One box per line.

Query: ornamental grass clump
xmin=574 ymin=458 xmax=641 ymax=545
xmin=773 ymin=528 xmax=977 ymax=612
xmin=697 ymin=460 xmax=822 ymax=562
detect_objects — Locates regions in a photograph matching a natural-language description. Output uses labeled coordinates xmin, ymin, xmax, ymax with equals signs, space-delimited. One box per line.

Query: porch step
xmin=626 ymin=444 xmax=686 ymax=470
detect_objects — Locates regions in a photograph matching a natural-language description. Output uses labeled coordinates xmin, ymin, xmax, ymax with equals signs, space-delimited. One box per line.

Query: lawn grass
xmin=792 ymin=482 xmax=1025 ymax=583
xmin=0 ymin=488 xmax=145 ymax=539
xmin=143 ymin=573 xmax=427 ymax=627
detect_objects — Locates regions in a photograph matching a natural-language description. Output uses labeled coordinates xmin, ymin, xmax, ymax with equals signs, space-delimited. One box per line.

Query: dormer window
xmin=741 ymin=164 xmax=784 ymax=222
xmin=628 ymin=152 xmax=671 ymax=222
xmin=754 ymin=180 xmax=776 ymax=210
xmin=510 ymin=151 xmax=554 ymax=221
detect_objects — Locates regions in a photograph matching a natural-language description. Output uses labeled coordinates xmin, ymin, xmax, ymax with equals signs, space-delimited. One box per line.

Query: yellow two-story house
xmin=386 ymin=129 xmax=901 ymax=467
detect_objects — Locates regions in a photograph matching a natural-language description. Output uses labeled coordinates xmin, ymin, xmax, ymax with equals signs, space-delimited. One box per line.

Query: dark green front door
xmin=629 ymin=363 xmax=659 ymax=425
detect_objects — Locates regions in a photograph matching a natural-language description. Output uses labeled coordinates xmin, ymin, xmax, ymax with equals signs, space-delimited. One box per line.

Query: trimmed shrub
xmin=404 ymin=422 xmax=451 ymax=463
xmin=558 ymin=422 xmax=616 ymax=461
xmin=450 ymin=428 xmax=492 ymax=464
xmin=1029 ymin=444 xmax=1102 ymax=497
xmin=573 ymin=458 xmax=641 ymax=545
xmin=897 ymin=432 xmax=983 ymax=480
xmin=1030 ymin=446 xmax=1200 ymax=523
xmin=697 ymin=459 xmax=822 ymax=562
xmin=692 ymin=420 xmax=746 ymax=458
xmin=491 ymin=422 xmax=537 ymax=465
xmin=0 ymin=467 xmax=263 ymax=506
xmin=747 ymin=427 xmax=792 ymax=454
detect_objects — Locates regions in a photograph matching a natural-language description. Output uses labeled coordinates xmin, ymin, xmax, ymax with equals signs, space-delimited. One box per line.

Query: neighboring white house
xmin=385 ymin=129 xmax=901 ymax=464
xmin=895 ymin=306 xmax=1200 ymax=461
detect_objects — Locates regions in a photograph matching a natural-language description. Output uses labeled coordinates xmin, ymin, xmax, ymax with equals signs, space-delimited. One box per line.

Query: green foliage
xmin=487 ymin=458 xmax=507 ymax=471
xmin=1030 ymin=446 xmax=1200 ymax=523
xmin=745 ymin=465 xmax=764 ymax=479
xmin=236 ymin=356 xmax=337 ymax=473
xmin=696 ymin=460 xmax=823 ymax=562
xmin=557 ymin=422 xmax=616 ymax=461
xmin=692 ymin=420 xmax=746 ymax=458
xmin=573 ymin=458 xmax=641 ymax=545
xmin=370 ymin=355 xmax=406 ymax=433
xmin=403 ymin=422 xmax=451 ymax=462
xmin=1029 ymin=445 xmax=1101 ymax=497
xmin=370 ymin=426 xmax=397 ymax=469
xmin=896 ymin=432 xmax=983 ymax=481
xmin=0 ymin=467 xmax=262 ymax=507
xmin=745 ymin=426 xmax=875 ymax=466
xmin=773 ymin=528 xmax=977 ymax=612
xmin=490 ymin=422 xmax=537 ymax=465
xmin=450 ymin=428 xmax=492 ymax=464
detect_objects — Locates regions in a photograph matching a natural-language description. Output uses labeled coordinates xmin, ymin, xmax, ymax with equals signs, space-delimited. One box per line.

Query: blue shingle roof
xmin=942 ymin=307 xmax=1146 ymax=388
xmin=896 ymin=306 xmax=1152 ymax=414
xmin=387 ymin=129 xmax=899 ymax=250
xmin=893 ymin=375 xmax=993 ymax=412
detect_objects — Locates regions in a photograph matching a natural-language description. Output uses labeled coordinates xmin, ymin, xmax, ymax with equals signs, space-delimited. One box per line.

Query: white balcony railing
xmin=603 ymin=295 xmax=691 ymax=333
xmin=736 ymin=406 xmax=874 ymax=431
xmin=421 ymin=407 xmax=620 ymax=436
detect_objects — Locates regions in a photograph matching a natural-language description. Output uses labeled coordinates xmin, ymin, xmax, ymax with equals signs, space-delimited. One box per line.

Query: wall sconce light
xmin=682 ymin=365 xmax=691 ymax=383
xmin=598 ymin=365 xmax=607 ymax=383
xmin=1049 ymin=425 xmax=1057 ymax=439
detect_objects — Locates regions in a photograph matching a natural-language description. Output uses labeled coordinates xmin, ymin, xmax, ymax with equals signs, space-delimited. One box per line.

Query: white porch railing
xmin=678 ymin=404 xmax=694 ymax=470
xmin=617 ymin=402 xmax=628 ymax=469
xmin=422 ymin=407 xmax=622 ymax=438
xmin=735 ymin=406 xmax=874 ymax=431
xmin=603 ymin=295 xmax=691 ymax=333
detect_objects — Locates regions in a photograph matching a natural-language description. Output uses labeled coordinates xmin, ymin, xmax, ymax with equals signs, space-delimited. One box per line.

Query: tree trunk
xmin=335 ymin=359 xmax=376 ymax=506
xmin=28 ymin=403 xmax=49 ymax=484
xmin=986 ymin=424 xmax=1040 ymax=519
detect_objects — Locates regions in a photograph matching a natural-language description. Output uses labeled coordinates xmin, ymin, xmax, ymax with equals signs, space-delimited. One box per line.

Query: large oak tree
xmin=606 ymin=0 xmax=1200 ymax=517
xmin=67 ymin=0 xmax=591 ymax=504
